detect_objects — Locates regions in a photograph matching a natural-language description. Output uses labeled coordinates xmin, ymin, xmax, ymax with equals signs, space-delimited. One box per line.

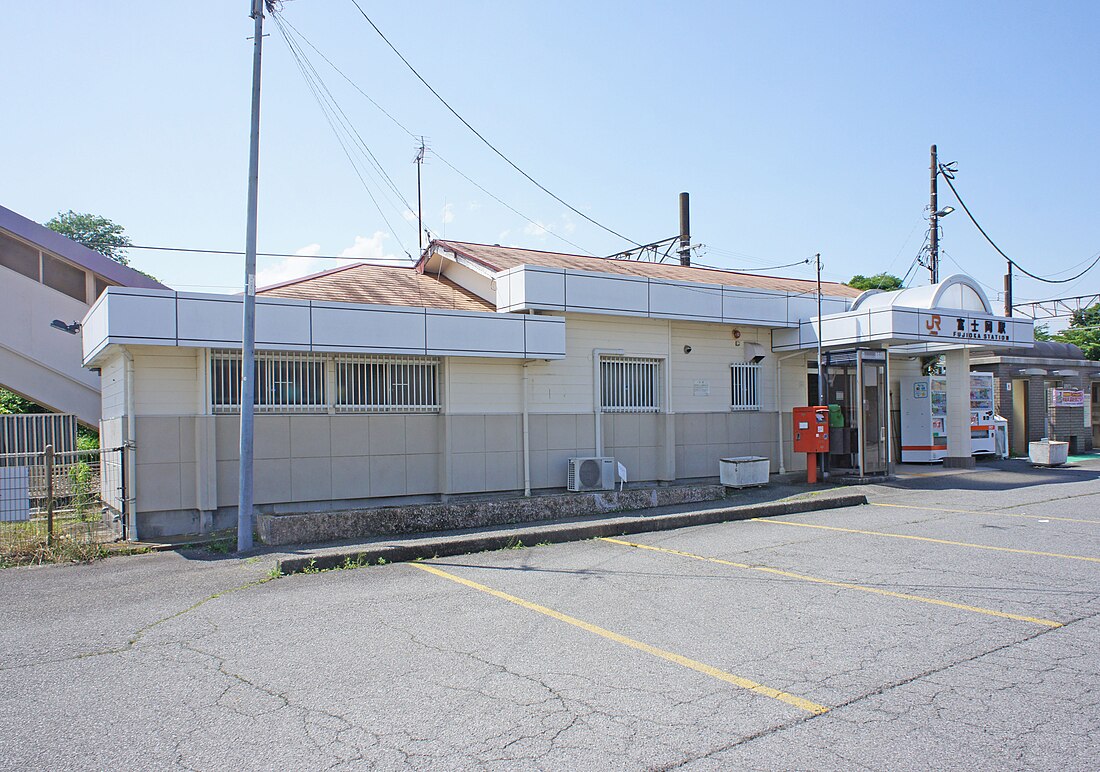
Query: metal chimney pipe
xmin=679 ymin=192 xmax=691 ymax=267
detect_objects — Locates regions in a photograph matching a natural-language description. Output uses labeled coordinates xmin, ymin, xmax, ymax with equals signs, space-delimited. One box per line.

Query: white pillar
xmin=944 ymin=348 xmax=975 ymax=468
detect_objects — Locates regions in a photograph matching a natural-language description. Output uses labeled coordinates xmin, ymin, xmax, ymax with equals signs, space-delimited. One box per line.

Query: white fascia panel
xmin=85 ymin=287 xmax=568 ymax=361
xmin=520 ymin=266 xmax=566 ymax=310
xmin=522 ymin=316 xmax=567 ymax=358
xmin=177 ymin=294 xmax=240 ymax=345
xmin=771 ymin=325 xmax=807 ymax=351
xmin=426 ymin=309 xmax=525 ymax=355
xmin=81 ymin=293 xmax=110 ymax=365
xmin=107 ymin=290 xmax=176 ymax=341
xmin=564 ymin=271 xmax=648 ymax=314
xmin=724 ymin=287 xmax=791 ymax=326
xmin=494 ymin=268 xmax=513 ymax=310
xmin=311 ymin=303 xmax=426 ymax=352
xmin=787 ymin=294 xmax=854 ymax=326
xmin=649 ymin=279 xmax=723 ymax=320
xmin=256 ymin=299 xmax=312 ymax=347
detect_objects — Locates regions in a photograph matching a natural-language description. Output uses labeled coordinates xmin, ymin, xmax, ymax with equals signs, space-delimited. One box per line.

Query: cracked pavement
xmin=2 ymin=460 xmax=1100 ymax=770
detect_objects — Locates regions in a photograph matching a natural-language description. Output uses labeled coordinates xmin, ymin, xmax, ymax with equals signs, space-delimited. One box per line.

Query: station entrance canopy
xmin=772 ymin=275 xmax=1034 ymax=353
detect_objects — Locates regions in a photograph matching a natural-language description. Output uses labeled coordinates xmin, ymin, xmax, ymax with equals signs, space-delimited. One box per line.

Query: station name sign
xmin=918 ymin=312 xmax=1017 ymax=343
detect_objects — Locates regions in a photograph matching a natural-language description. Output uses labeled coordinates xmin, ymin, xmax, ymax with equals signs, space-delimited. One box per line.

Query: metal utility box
xmin=719 ymin=456 xmax=770 ymax=488
xmin=793 ymin=406 xmax=830 ymax=453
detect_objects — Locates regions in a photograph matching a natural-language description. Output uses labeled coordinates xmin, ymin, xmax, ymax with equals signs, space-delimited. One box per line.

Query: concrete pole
xmin=943 ymin=348 xmax=975 ymax=468
xmin=929 ymin=144 xmax=939 ymax=284
xmin=238 ymin=0 xmax=265 ymax=553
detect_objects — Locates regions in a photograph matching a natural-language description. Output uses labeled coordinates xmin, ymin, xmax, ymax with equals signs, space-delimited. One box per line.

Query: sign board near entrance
xmin=1051 ymin=388 xmax=1085 ymax=407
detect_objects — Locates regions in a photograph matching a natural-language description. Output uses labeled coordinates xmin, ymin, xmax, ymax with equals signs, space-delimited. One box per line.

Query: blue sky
xmin=3 ymin=1 xmax=1097 ymax=315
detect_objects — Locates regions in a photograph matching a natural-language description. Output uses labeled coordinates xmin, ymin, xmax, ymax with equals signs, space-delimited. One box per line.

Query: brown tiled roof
xmin=258 ymin=263 xmax=494 ymax=312
xmin=431 ymin=240 xmax=863 ymax=298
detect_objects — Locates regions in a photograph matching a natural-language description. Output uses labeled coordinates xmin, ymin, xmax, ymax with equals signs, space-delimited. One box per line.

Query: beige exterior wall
xmin=670 ymin=321 xmax=774 ymax=412
xmin=528 ymin=313 xmax=671 ymax=413
xmin=446 ymin=358 xmax=523 ymax=414
xmin=108 ymin=314 xmax=806 ymax=537
xmin=132 ymin=346 xmax=203 ymax=416
xmin=99 ymin=352 xmax=126 ymax=420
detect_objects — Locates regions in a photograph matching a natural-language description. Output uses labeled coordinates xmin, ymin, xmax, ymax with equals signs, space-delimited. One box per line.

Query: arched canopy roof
xmin=850 ymin=274 xmax=992 ymax=315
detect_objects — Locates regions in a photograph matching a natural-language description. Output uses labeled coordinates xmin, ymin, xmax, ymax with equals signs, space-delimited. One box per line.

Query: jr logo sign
xmin=925 ymin=314 xmax=942 ymax=335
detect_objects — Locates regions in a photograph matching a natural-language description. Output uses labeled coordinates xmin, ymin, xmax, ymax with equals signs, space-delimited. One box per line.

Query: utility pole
xmin=415 ymin=137 xmax=426 ymax=255
xmin=815 ymin=252 xmax=824 ymax=406
xmin=238 ymin=0 xmax=266 ymax=553
xmin=929 ymin=144 xmax=939 ymax=284
xmin=1004 ymin=260 xmax=1013 ymax=317
xmin=815 ymin=252 xmax=825 ymax=480
xmin=678 ymin=192 xmax=691 ymax=266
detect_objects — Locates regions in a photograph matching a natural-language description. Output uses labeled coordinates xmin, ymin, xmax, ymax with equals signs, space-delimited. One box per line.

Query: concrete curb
xmin=277 ymin=492 xmax=868 ymax=574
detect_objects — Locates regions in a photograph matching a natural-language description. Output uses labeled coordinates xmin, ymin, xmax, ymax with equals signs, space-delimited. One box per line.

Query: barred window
xmin=730 ymin=363 xmax=760 ymax=411
xmin=601 ymin=356 xmax=662 ymax=413
xmin=210 ymin=350 xmax=326 ymax=413
xmin=335 ymin=355 xmax=440 ymax=413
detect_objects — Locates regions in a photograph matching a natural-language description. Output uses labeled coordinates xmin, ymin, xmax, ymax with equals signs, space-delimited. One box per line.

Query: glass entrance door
xmin=861 ymin=358 xmax=887 ymax=474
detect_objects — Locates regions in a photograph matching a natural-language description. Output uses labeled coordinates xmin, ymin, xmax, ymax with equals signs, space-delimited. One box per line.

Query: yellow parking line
xmin=751 ymin=518 xmax=1100 ymax=564
xmin=410 ymin=562 xmax=829 ymax=715
xmin=599 ymin=538 xmax=1061 ymax=628
xmin=871 ymin=501 xmax=1100 ymax=525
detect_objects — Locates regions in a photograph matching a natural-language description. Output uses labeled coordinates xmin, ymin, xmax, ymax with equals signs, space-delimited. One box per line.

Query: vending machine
xmin=901 ymin=376 xmax=948 ymax=462
xmin=901 ymin=372 xmax=998 ymax=462
xmin=969 ymin=372 xmax=997 ymax=455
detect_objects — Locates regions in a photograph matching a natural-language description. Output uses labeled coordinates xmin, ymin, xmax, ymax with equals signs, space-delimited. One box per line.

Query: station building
xmin=80 ymin=240 xmax=1034 ymax=538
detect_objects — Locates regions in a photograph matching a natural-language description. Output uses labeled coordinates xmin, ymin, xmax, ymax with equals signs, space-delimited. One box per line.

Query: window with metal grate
xmin=600 ymin=356 xmax=662 ymax=413
xmin=335 ymin=355 xmax=440 ymax=413
xmin=730 ymin=363 xmax=761 ymax=411
xmin=209 ymin=350 xmax=326 ymax=413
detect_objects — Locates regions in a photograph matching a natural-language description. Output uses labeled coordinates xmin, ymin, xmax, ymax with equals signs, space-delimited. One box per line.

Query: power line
xmin=270 ymin=11 xmax=413 ymax=255
xmin=277 ymin=12 xmax=596 ymax=256
xmin=693 ymin=257 xmax=812 ymax=273
xmin=346 ymin=0 xmax=643 ymax=248
xmin=938 ymin=166 xmax=1100 ymax=284
xmin=105 ymin=242 xmax=412 ymax=261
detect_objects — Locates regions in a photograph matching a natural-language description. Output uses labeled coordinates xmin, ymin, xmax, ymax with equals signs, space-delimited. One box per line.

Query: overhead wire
xmin=938 ymin=166 xmax=1100 ymax=284
xmin=270 ymin=11 xmax=413 ymax=255
xmin=346 ymin=0 xmax=643 ymax=249
xmin=95 ymin=242 xmax=412 ymax=262
xmin=278 ymin=12 xmax=596 ymax=256
xmin=273 ymin=12 xmax=413 ymax=215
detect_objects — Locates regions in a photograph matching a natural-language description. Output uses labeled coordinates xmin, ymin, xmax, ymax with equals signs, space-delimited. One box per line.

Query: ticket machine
xmin=793 ymin=405 xmax=830 ymax=483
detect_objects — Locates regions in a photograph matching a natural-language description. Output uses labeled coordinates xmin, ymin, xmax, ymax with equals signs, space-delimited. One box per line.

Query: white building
xmin=0 ymin=204 xmax=167 ymax=426
xmin=80 ymin=240 xmax=1032 ymax=539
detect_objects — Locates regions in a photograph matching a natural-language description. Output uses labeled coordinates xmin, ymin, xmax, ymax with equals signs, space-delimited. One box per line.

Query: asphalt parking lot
xmin=3 ymin=461 xmax=1100 ymax=770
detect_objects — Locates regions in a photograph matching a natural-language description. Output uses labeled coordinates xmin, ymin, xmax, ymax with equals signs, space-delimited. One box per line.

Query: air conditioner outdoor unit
xmin=567 ymin=457 xmax=616 ymax=492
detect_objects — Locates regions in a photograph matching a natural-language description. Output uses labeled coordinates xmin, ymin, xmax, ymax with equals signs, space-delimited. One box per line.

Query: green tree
xmin=1032 ymin=323 xmax=1054 ymax=341
xmin=847 ymin=273 xmax=904 ymax=291
xmin=0 ymin=389 xmax=47 ymax=415
xmin=46 ymin=210 xmax=133 ymax=265
xmin=1054 ymin=304 xmax=1100 ymax=360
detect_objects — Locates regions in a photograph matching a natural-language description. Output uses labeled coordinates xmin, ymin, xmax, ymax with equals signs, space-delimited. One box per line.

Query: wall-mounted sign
xmin=922 ymin=313 xmax=1012 ymax=343
xmin=1051 ymin=388 xmax=1085 ymax=407
xmin=693 ymin=380 xmax=710 ymax=397
xmin=913 ymin=382 xmax=928 ymax=399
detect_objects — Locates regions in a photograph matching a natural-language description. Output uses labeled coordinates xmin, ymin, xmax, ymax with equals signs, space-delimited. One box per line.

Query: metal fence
xmin=0 ymin=445 xmax=125 ymax=565
xmin=0 ymin=413 xmax=79 ymax=455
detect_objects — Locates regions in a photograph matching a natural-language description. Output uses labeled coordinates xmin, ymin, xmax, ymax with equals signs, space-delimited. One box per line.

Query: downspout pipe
xmin=592 ymin=348 xmax=625 ymax=456
xmin=121 ymin=347 xmax=138 ymax=542
xmin=522 ymin=361 xmax=531 ymax=496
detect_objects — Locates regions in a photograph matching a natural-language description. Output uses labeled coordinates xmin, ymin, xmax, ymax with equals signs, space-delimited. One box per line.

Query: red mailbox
xmin=793 ymin=406 xmax=829 ymax=483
